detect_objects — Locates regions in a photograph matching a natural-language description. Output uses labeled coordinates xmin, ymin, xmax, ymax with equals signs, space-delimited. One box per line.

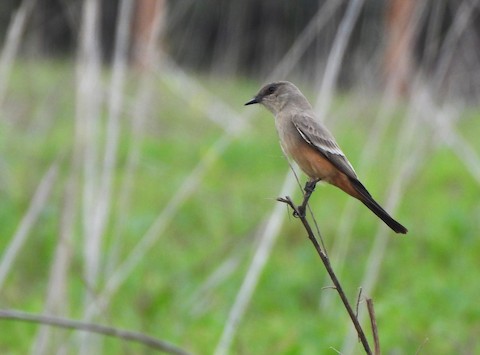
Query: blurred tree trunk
xmin=131 ymin=0 xmax=165 ymax=69
xmin=383 ymin=0 xmax=416 ymax=97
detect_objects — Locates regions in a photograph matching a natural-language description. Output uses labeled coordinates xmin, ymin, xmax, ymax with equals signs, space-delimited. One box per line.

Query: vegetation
xmin=0 ymin=60 xmax=479 ymax=354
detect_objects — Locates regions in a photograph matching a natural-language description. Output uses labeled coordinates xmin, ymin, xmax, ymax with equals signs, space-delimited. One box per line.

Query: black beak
xmin=244 ymin=97 xmax=259 ymax=106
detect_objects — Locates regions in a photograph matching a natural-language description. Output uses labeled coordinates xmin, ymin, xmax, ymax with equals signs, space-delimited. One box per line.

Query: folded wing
xmin=292 ymin=113 xmax=358 ymax=180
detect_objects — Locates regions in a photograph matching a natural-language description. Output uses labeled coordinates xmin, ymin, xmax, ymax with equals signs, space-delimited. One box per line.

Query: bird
xmin=245 ymin=81 xmax=407 ymax=234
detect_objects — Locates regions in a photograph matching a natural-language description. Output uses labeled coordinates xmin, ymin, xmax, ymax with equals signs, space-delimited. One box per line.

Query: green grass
xmin=0 ymin=60 xmax=479 ymax=354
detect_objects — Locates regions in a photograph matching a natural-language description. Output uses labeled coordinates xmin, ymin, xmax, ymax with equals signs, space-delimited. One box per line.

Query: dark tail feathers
xmin=349 ymin=178 xmax=407 ymax=234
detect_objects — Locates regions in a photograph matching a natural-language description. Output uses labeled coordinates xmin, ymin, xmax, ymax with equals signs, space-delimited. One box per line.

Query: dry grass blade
xmin=33 ymin=167 xmax=78 ymax=355
xmin=161 ymin=57 xmax=247 ymax=133
xmin=424 ymin=101 xmax=480 ymax=184
xmin=0 ymin=161 xmax=59 ymax=290
xmin=268 ymin=0 xmax=344 ymax=80
xmin=0 ymin=0 xmax=36 ymax=107
xmin=75 ymin=0 xmax=103 ymax=353
xmin=75 ymin=0 xmax=102 ymax=290
xmin=105 ymin=0 xmax=164 ymax=277
xmin=104 ymin=70 xmax=153 ymax=275
xmin=93 ymin=0 xmax=134 ymax=267
xmin=214 ymin=170 xmax=299 ymax=355
xmin=314 ymin=0 xmax=365 ymax=120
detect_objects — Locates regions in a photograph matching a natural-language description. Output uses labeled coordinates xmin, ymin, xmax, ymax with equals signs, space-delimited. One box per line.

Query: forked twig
xmin=276 ymin=195 xmax=372 ymax=355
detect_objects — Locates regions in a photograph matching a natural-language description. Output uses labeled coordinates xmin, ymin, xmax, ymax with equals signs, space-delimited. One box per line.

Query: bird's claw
xmin=293 ymin=206 xmax=306 ymax=218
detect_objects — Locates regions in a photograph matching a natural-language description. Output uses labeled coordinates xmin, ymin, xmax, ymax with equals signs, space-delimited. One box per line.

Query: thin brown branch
xmin=0 ymin=309 xmax=191 ymax=355
xmin=277 ymin=196 xmax=372 ymax=355
xmin=366 ymin=298 xmax=381 ymax=355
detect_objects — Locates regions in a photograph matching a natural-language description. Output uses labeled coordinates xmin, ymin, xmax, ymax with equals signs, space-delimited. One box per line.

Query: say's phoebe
xmin=245 ymin=81 xmax=407 ymax=234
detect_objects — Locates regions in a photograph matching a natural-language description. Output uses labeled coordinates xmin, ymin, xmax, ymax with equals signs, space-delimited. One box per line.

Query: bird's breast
xmin=275 ymin=116 xmax=337 ymax=181
xmin=275 ymin=117 xmax=298 ymax=156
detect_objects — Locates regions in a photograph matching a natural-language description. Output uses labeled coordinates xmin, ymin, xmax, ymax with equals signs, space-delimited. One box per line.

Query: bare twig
xmin=0 ymin=309 xmax=191 ymax=355
xmin=276 ymin=196 xmax=372 ymax=355
xmin=356 ymin=287 xmax=363 ymax=319
xmin=366 ymin=298 xmax=380 ymax=355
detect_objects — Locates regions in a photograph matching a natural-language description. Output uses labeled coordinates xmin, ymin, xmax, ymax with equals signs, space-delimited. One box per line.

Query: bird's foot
xmin=304 ymin=179 xmax=319 ymax=194
xmin=293 ymin=205 xmax=306 ymax=218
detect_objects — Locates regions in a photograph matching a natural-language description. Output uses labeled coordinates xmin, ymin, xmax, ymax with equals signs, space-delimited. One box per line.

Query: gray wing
xmin=292 ymin=112 xmax=358 ymax=179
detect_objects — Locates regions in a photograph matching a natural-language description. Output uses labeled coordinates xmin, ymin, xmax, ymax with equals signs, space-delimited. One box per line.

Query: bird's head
xmin=245 ymin=81 xmax=307 ymax=114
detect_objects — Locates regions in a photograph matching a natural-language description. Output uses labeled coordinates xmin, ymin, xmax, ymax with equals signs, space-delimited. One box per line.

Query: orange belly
xmin=285 ymin=140 xmax=362 ymax=200
xmin=287 ymin=140 xmax=337 ymax=181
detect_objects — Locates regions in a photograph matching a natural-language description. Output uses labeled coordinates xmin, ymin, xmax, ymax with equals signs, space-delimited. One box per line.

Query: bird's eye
xmin=267 ymin=85 xmax=276 ymax=94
